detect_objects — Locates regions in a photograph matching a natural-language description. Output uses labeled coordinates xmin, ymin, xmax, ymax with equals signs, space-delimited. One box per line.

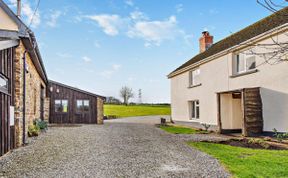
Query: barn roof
xmin=49 ymin=80 xmax=106 ymax=99
xmin=168 ymin=7 xmax=288 ymax=78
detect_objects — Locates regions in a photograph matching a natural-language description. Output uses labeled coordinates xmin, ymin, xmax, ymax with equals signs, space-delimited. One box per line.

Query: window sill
xmin=230 ymin=69 xmax=258 ymax=78
xmin=188 ymin=83 xmax=202 ymax=89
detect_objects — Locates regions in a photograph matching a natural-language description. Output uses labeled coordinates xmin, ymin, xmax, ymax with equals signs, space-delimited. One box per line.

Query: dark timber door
xmin=0 ymin=48 xmax=14 ymax=156
xmin=242 ymin=88 xmax=263 ymax=136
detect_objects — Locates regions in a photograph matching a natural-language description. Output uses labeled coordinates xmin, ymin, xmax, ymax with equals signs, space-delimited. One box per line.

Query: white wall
xmin=0 ymin=7 xmax=18 ymax=31
xmin=170 ymin=30 xmax=288 ymax=132
xmin=220 ymin=94 xmax=242 ymax=130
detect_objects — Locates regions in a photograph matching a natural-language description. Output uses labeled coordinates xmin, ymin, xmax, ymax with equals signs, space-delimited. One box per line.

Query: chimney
xmin=199 ymin=31 xmax=213 ymax=53
xmin=17 ymin=0 xmax=21 ymax=18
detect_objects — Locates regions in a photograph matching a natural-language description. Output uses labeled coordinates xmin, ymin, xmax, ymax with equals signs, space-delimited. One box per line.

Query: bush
xmin=28 ymin=125 xmax=40 ymax=137
xmin=273 ymin=128 xmax=288 ymax=142
xmin=33 ymin=119 xmax=48 ymax=130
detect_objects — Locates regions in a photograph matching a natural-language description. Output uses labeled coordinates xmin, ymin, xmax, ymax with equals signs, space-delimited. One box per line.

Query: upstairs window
xmin=189 ymin=68 xmax=201 ymax=87
xmin=190 ymin=100 xmax=200 ymax=119
xmin=235 ymin=53 xmax=256 ymax=74
xmin=76 ymin=100 xmax=90 ymax=113
xmin=55 ymin=100 xmax=68 ymax=113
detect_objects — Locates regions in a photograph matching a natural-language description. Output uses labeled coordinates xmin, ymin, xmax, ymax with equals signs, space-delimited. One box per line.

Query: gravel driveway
xmin=0 ymin=116 xmax=230 ymax=178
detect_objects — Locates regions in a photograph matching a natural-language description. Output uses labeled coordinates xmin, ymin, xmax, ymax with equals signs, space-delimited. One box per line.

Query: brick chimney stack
xmin=199 ymin=31 xmax=213 ymax=53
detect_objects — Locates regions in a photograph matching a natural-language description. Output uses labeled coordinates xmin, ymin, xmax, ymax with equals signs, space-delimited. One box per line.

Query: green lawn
xmin=104 ymin=104 xmax=171 ymax=118
xmin=188 ymin=142 xmax=288 ymax=178
xmin=160 ymin=125 xmax=208 ymax=134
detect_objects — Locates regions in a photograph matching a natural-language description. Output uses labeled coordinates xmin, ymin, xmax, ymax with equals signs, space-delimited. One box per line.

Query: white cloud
xmin=82 ymin=56 xmax=92 ymax=63
xmin=112 ymin=64 xmax=121 ymax=70
xmin=130 ymin=10 xmax=148 ymax=21
xmin=47 ymin=10 xmax=62 ymax=27
xmin=94 ymin=41 xmax=101 ymax=48
xmin=127 ymin=16 xmax=179 ymax=46
xmin=209 ymin=9 xmax=219 ymax=15
xmin=57 ymin=52 xmax=72 ymax=58
xmin=175 ymin=4 xmax=183 ymax=13
xmin=85 ymin=14 xmax=125 ymax=36
xmin=84 ymin=10 xmax=191 ymax=47
xmin=125 ymin=0 xmax=134 ymax=6
xmin=100 ymin=64 xmax=121 ymax=78
xmin=9 ymin=0 xmax=41 ymax=28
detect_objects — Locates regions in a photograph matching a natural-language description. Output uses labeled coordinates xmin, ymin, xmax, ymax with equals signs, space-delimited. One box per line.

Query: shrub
xmin=248 ymin=138 xmax=270 ymax=149
xmin=273 ymin=128 xmax=288 ymax=142
xmin=201 ymin=123 xmax=211 ymax=131
xmin=33 ymin=119 xmax=48 ymax=130
xmin=28 ymin=125 xmax=40 ymax=137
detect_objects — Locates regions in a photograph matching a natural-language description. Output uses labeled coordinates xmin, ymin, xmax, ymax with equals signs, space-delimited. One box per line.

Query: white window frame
xmin=189 ymin=68 xmax=201 ymax=87
xmin=235 ymin=53 xmax=256 ymax=74
xmin=190 ymin=100 xmax=200 ymax=120
xmin=54 ymin=99 xmax=68 ymax=113
xmin=76 ymin=99 xmax=90 ymax=113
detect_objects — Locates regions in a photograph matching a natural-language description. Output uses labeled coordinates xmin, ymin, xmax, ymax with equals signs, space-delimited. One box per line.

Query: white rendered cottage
xmin=168 ymin=8 xmax=288 ymax=136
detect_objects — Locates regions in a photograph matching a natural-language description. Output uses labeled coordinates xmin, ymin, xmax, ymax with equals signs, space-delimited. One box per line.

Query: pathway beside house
xmin=0 ymin=116 xmax=230 ymax=178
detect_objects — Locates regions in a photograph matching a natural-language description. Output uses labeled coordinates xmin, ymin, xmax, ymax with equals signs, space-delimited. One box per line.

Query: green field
xmin=104 ymin=104 xmax=171 ymax=118
xmin=188 ymin=142 xmax=288 ymax=178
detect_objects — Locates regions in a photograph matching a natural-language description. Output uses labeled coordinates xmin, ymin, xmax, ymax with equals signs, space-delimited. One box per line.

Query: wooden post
xmin=217 ymin=93 xmax=222 ymax=134
xmin=241 ymin=89 xmax=248 ymax=136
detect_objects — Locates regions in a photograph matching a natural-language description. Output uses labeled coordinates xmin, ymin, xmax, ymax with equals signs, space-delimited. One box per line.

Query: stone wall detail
xmin=97 ymin=98 xmax=104 ymax=124
xmin=14 ymin=41 xmax=48 ymax=147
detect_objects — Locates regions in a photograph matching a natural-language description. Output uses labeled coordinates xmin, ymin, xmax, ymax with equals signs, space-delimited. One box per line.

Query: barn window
xmin=55 ymin=100 xmax=68 ymax=113
xmin=0 ymin=74 xmax=8 ymax=94
xmin=76 ymin=100 xmax=90 ymax=112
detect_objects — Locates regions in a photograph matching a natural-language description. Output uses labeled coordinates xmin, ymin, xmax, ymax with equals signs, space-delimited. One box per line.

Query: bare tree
xmin=120 ymin=86 xmax=134 ymax=105
xmin=248 ymin=0 xmax=288 ymax=65
xmin=237 ymin=0 xmax=288 ymax=66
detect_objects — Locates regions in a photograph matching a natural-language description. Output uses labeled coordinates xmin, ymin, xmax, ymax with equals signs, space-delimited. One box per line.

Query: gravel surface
xmin=0 ymin=116 xmax=230 ymax=178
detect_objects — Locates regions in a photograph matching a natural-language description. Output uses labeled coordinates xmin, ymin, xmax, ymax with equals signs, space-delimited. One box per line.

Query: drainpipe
xmin=22 ymin=51 xmax=27 ymax=145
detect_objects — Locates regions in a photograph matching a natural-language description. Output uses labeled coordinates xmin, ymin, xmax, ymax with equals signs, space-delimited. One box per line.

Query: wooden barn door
xmin=242 ymin=88 xmax=263 ymax=136
xmin=0 ymin=48 xmax=14 ymax=156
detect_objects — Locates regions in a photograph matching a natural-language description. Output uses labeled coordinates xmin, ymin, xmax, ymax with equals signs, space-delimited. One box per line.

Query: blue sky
xmin=6 ymin=0 xmax=275 ymax=103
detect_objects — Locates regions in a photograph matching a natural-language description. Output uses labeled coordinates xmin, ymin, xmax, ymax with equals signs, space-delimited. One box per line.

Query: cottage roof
xmin=168 ymin=7 xmax=288 ymax=78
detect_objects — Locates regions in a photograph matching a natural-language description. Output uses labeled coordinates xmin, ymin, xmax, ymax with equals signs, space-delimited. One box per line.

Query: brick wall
xmin=14 ymin=41 xmax=49 ymax=147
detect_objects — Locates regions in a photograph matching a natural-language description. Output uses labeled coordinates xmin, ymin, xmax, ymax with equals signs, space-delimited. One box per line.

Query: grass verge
xmin=160 ymin=125 xmax=208 ymax=134
xmin=188 ymin=142 xmax=288 ymax=178
xmin=104 ymin=104 xmax=171 ymax=118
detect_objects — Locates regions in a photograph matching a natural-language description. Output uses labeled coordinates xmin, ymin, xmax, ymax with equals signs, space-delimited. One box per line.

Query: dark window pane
xmin=246 ymin=56 xmax=256 ymax=70
xmin=196 ymin=106 xmax=200 ymax=119
xmin=83 ymin=100 xmax=90 ymax=112
xmin=55 ymin=100 xmax=62 ymax=112
xmin=191 ymin=101 xmax=195 ymax=118
xmin=76 ymin=100 xmax=83 ymax=112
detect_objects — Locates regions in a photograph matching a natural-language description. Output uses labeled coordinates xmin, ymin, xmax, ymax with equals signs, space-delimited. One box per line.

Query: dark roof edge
xmin=49 ymin=80 xmax=106 ymax=99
